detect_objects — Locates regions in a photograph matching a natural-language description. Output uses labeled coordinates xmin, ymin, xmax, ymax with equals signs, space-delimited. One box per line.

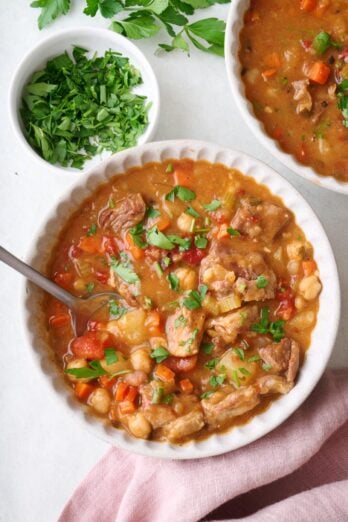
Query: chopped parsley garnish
xmin=20 ymin=48 xmax=149 ymax=169
xmin=104 ymin=348 xmax=118 ymax=365
xmin=179 ymin=328 xmax=199 ymax=351
xmin=165 ymin=163 xmax=174 ymax=173
xmin=202 ymin=342 xmax=214 ymax=355
xmin=239 ymin=367 xmax=250 ymax=376
xmin=86 ymin=223 xmax=97 ymax=236
xmin=162 ymin=256 xmax=171 ymax=268
xmin=251 ymin=307 xmax=285 ymax=342
xmin=65 ymin=359 xmax=130 ymax=379
xmin=233 ymin=347 xmax=245 ymax=361
xmin=262 ymin=363 xmax=273 ymax=372
xmin=203 ymin=199 xmax=221 ymax=211
xmin=167 ymin=234 xmax=192 ymax=251
xmin=194 ymin=235 xmax=208 ymax=249
xmin=151 ymin=347 xmax=169 ymax=364
xmin=108 ymin=299 xmax=127 ymax=320
xmin=247 ymin=355 xmax=262 ymax=363
xmin=175 ymin=315 xmax=188 ymax=328
xmin=256 ymin=275 xmax=268 ymax=289
xmin=168 ymin=272 xmax=180 ymax=291
xmin=185 ymin=206 xmax=201 ymax=218
xmin=153 ymin=261 xmax=163 ymax=278
xmin=165 ymin=185 xmax=196 ymax=203
xmin=209 ymin=374 xmax=226 ymax=387
xmin=231 ymin=370 xmax=240 ymax=388
xmin=183 ymin=284 xmax=208 ymax=310
xmin=204 ymin=358 xmax=219 ymax=370
xmin=147 ymin=227 xmax=174 ymax=250
xmin=200 ymin=391 xmax=214 ymax=399
xmin=129 ymin=222 xmax=147 ymax=248
xmin=312 ymin=31 xmax=342 ymax=55
xmin=146 ymin=206 xmax=161 ymax=219
xmin=85 ymin=281 xmax=95 ymax=293
xmin=108 ymin=198 xmax=115 ymax=209
xmin=337 ymin=79 xmax=348 ymax=128
xmin=227 ymin=227 xmax=240 ymax=236
xmin=110 ymin=255 xmax=139 ymax=284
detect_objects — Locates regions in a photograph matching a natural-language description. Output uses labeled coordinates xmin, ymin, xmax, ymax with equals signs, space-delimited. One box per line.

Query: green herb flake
xmin=202 ymin=342 xmax=214 ymax=355
xmin=110 ymin=255 xmax=139 ymax=284
xmin=167 ymin=234 xmax=191 ymax=251
xmin=87 ymin=224 xmax=97 ymax=237
xmin=151 ymin=346 xmax=170 ymax=363
xmin=104 ymin=348 xmax=118 ymax=365
xmin=168 ymin=272 xmax=180 ymax=291
xmin=209 ymin=374 xmax=226 ymax=387
xmin=247 ymin=355 xmax=262 ymax=363
xmin=200 ymin=391 xmax=214 ymax=399
xmin=256 ymin=275 xmax=268 ymax=289
xmin=194 ymin=234 xmax=208 ymax=249
xmin=166 ymin=163 xmax=174 ymax=173
xmin=262 ymin=363 xmax=273 ymax=371
xmin=129 ymin=222 xmax=147 ymax=248
xmin=108 ymin=299 xmax=127 ymax=320
xmin=146 ymin=206 xmax=161 ymax=219
xmin=231 ymin=370 xmax=240 ymax=387
xmin=153 ymin=261 xmax=164 ymax=278
xmin=233 ymin=347 xmax=245 ymax=361
xmin=183 ymin=285 xmax=207 ymax=310
xmin=147 ymin=227 xmax=174 ymax=250
xmin=165 ymin=186 xmax=196 ymax=203
xmin=203 ymin=199 xmax=221 ymax=211
xmin=204 ymin=358 xmax=219 ymax=370
xmin=227 ymin=227 xmax=240 ymax=237
xmin=175 ymin=315 xmax=188 ymax=328
xmin=85 ymin=281 xmax=95 ymax=293
xmin=239 ymin=367 xmax=251 ymax=376
xmin=185 ymin=206 xmax=200 ymax=218
xmin=251 ymin=307 xmax=285 ymax=342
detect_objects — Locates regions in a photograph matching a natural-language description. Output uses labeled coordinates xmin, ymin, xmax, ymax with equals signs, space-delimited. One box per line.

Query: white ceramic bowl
xmin=23 ymin=140 xmax=340 ymax=459
xmin=9 ymin=27 xmax=160 ymax=175
xmin=225 ymin=0 xmax=348 ymax=195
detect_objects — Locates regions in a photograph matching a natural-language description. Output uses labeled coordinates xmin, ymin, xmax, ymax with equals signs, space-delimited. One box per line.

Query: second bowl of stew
xmin=23 ymin=140 xmax=340 ymax=459
xmin=225 ymin=0 xmax=348 ymax=194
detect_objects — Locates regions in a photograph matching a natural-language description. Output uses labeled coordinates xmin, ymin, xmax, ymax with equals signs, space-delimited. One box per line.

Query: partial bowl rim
xmin=22 ymin=139 xmax=340 ymax=459
xmin=224 ymin=0 xmax=348 ymax=195
xmin=8 ymin=26 xmax=160 ymax=176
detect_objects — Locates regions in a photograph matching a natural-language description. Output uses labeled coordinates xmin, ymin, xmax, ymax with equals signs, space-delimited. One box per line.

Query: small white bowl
xmin=9 ymin=27 xmax=160 ymax=175
xmin=22 ymin=140 xmax=340 ymax=459
xmin=225 ymin=0 xmax=348 ymax=195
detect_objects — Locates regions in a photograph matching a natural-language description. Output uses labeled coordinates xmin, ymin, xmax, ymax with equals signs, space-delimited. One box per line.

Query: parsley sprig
xmin=251 ymin=307 xmax=285 ymax=342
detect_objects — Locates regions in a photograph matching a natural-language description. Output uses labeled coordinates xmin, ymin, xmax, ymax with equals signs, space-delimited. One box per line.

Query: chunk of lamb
xmin=258 ymin=338 xmax=300 ymax=382
xmin=201 ymin=386 xmax=260 ymax=428
xmin=200 ymin=241 xmax=276 ymax=302
xmin=255 ymin=375 xmax=294 ymax=395
xmin=162 ymin=409 xmax=205 ymax=442
xmin=230 ymin=198 xmax=290 ymax=243
xmin=107 ymin=266 xmax=139 ymax=306
xmin=165 ymin=306 xmax=205 ymax=357
xmin=98 ymin=193 xmax=146 ymax=234
xmin=292 ymin=79 xmax=312 ymax=114
xmin=205 ymin=304 xmax=258 ymax=344
xmin=139 ymin=385 xmax=176 ymax=429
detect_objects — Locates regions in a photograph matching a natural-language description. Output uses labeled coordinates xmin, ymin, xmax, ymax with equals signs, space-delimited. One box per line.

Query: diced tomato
xmin=74 ymin=382 xmax=95 ymax=402
xmin=115 ymin=382 xmax=128 ymax=402
xmin=87 ymin=320 xmax=106 ymax=332
xmin=101 ymin=236 xmax=118 ymax=256
xmin=125 ymin=385 xmax=138 ymax=403
xmin=272 ymin=125 xmax=284 ymax=140
xmin=99 ymin=375 xmax=117 ymax=391
xmin=300 ymin=39 xmax=312 ymax=50
xmin=119 ymin=401 xmax=136 ymax=415
xmin=49 ymin=313 xmax=71 ymax=328
xmin=54 ymin=272 xmax=74 ymax=289
xmin=276 ymin=296 xmax=296 ymax=320
xmin=154 ymin=364 xmax=175 ymax=383
xmin=71 ymin=331 xmax=112 ymax=360
xmin=179 ymin=378 xmax=194 ymax=393
xmin=69 ymin=245 xmax=82 ymax=259
xmin=182 ymin=247 xmax=207 ymax=265
xmin=78 ymin=236 xmax=102 ymax=254
xmin=165 ymin=355 xmax=198 ymax=373
xmin=95 ymin=269 xmax=109 ymax=284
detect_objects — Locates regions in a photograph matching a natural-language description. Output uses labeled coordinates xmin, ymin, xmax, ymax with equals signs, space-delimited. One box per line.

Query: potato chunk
xmin=106 ymin=309 xmax=148 ymax=345
xmin=299 ymin=275 xmax=322 ymax=301
xmin=100 ymin=351 xmax=132 ymax=374
xmin=216 ymin=349 xmax=257 ymax=387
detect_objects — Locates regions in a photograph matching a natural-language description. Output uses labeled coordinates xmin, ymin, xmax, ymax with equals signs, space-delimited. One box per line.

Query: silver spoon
xmin=0 ymin=245 xmax=120 ymax=336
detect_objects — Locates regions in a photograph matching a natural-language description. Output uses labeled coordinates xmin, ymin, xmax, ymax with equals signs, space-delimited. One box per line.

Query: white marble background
xmin=0 ymin=2 xmax=347 ymax=521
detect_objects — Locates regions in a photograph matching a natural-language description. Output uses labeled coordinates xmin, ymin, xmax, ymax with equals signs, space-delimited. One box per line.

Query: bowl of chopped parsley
xmin=9 ymin=27 xmax=160 ymax=172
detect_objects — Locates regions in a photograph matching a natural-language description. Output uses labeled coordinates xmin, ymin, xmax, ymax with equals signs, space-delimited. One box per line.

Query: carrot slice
xmin=154 ymin=364 xmax=175 ymax=383
xmin=155 ymin=217 xmax=171 ymax=231
xmin=179 ymin=379 xmax=194 ymax=393
xmin=119 ymin=401 xmax=136 ymax=415
xmin=302 ymin=260 xmax=317 ymax=276
xmin=174 ymin=167 xmax=192 ymax=188
xmin=264 ymin=52 xmax=281 ymax=69
xmin=99 ymin=375 xmax=117 ymax=391
xmin=300 ymin=0 xmax=317 ymax=11
xmin=307 ymin=61 xmax=331 ymax=85
xmin=125 ymin=385 xmax=138 ymax=403
xmin=262 ymin=68 xmax=277 ymax=81
xmin=125 ymin=232 xmax=144 ymax=260
xmin=115 ymin=382 xmax=128 ymax=402
xmin=75 ymin=382 xmax=95 ymax=402
xmin=78 ymin=236 xmax=102 ymax=254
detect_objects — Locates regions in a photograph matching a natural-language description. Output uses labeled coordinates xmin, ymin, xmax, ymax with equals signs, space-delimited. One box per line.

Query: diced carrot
xmin=119 ymin=401 xmax=136 ymax=415
xmin=261 ymin=68 xmax=277 ymax=81
xmin=115 ymin=382 xmax=128 ymax=402
xmin=179 ymin=379 xmax=194 ymax=394
xmin=54 ymin=272 xmax=73 ymax=289
xmin=300 ymin=0 xmax=317 ymax=11
xmin=174 ymin=167 xmax=192 ymax=188
xmin=154 ymin=364 xmax=175 ymax=383
xmin=99 ymin=375 xmax=117 ymax=391
xmin=155 ymin=217 xmax=171 ymax=231
xmin=125 ymin=232 xmax=144 ymax=260
xmin=314 ymin=0 xmax=329 ymax=17
xmin=145 ymin=310 xmax=163 ymax=336
xmin=217 ymin=223 xmax=229 ymax=240
xmin=125 ymin=385 xmax=138 ymax=403
xmin=74 ymin=382 xmax=95 ymax=402
xmin=49 ymin=313 xmax=70 ymax=328
xmin=78 ymin=235 xmax=102 ymax=254
xmin=306 ymin=61 xmax=331 ymax=85
xmin=302 ymin=260 xmax=317 ymax=276
xmin=264 ymin=52 xmax=281 ymax=69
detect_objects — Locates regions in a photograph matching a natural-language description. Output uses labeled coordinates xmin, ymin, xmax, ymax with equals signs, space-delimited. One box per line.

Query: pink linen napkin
xmin=59 ymin=369 xmax=348 ymax=522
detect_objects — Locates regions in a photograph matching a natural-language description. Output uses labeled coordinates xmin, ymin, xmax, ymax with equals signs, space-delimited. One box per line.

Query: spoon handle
xmin=0 ymin=245 xmax=76 ymax=308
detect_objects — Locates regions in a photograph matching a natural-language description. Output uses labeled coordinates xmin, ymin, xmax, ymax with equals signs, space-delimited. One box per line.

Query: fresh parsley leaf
xmin=269 ymin=320 xmax=285 ymax=342
xmin=312 ymin=31 xmax=342 ymax=55
xmin=104 ymin=347 xmax=118 ymax=365
xmin=247 ymin=355 xmax=262 ymax=363
xmin=239 ymin=367 xmax=250 ymax=376
xmin=110 ymin=14 xmax=161 ymax=39
xmin=202 ymin=342 xmax=214 ymax=355
xmin=251 ymin=307 xmax=285 ymax=342
xmin=231 ymin=369 xmax=240 ymax=387
xmin=65 ymin=360 xmax=106 ymax=379
xmin=147 ymin=227 xmax=174 ymax=250
xmin=31 ymin=0 xmax=71 ymax=29
xmin=151 ymin=346 xmax=170 ymax=363
xmin=168 ymin=272 xmax=180 ymax=291
xmin=256 ymin=275 xmax=268 ymax=289
xmin=203 ymin=199 xmax=221 ymax=211
xmin=167 ymin=234 xmax=191 ymax=251
xmin=129 ymin=222 xmax=147 ymax=248
xmin=183 ymin=285 xmax=207 ymax=310
xmin=204 ymin=358 xmax=219 ymax=370
xmin=200 ymin=390 xmax=214 ymax=399
xmin=165 ymin=162 xmax=174 ymax=173
xmin=85 ymin=281 xmax=95 ymax=293
xmin=262 ymin=363 xmax=273 ymax=371
xmin=146 ymin=206 xmax=161 ymax=219
xmin=227 ymin=227 xmax=240 ymax=236
xmin=174 ymin=315 xmax=188 ymax=328
xmin=108 ymin=299 xmax=127 ymax=319
xmin=233 ymin=347 xmax=245 ymax=361
xmin=209 ymin=374 xmax=225 ymax=387
xmin=165 ymin=185 xmax=196 ymax=202
xmin=111 ymin=256 xmax=140 ymax=283
xmin=185 ymin=206 xmax=200 ymax=218
xmin=194 ymin=234 xmax=208 ymax=249
xmin=87 ymin=223 xmax=97 ymax=236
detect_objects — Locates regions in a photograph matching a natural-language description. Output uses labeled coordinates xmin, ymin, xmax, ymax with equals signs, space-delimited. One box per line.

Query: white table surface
xmin=0 ymin=2 xmax=347 ymax=521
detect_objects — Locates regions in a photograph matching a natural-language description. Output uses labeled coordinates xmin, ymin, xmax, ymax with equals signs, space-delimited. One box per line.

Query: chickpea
xmin=287 ymin=241 xmax=305 ymax=261
xmin=288 ymin=310 xmax=315 ymax=330
xmin=174 ymin=267 xmax=197 ymax=290
xmin=287 ymin=260 xmax=300 ymax=275
xmin=88 ymin=388 xmax=111 ymax=415
xmin=130 ymin=348 xmax=153 ymax=373
xmin=177 ymin=213 xmax=194 ymax=233
xmin=295 ymin=296 xmax=306 ymax=310
xmin=299 ymin=275 xmax=322 ymax=301
xmin=66 ymin=358 xmax=89 ymax=383
xmin=127 ymin=412 xmax=152 ymax=439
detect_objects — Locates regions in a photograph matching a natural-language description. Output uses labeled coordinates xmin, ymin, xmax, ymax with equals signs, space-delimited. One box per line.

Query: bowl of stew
xmin=225 ymin=0 xmax=348 ymax=194
xmin=23 ymin=140 xmax=340 ymax=459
